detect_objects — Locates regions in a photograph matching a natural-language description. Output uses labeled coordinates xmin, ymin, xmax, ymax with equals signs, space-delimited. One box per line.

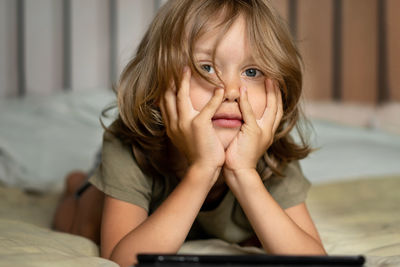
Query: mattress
xmin=0 ymin=175 xmax=399 ymax=266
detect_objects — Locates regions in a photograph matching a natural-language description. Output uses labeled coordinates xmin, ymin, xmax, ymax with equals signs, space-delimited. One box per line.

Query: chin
xmin=215 ymin=127 xmax=240 ymax=150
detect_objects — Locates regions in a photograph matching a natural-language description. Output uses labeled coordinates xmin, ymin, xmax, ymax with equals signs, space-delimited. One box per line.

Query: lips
xmin=212 ymin=113 xmax=243 ymax=128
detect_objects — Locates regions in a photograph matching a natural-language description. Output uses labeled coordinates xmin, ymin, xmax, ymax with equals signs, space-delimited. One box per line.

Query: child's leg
xmin=52 ymin=171 xmax=104 ymax=244
xmin=52 ymin=171 xmax=86 ymax=233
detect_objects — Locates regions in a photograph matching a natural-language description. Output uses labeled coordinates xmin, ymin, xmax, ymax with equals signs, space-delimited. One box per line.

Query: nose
xmin=222 ymin=75 xmax=240 ymax=102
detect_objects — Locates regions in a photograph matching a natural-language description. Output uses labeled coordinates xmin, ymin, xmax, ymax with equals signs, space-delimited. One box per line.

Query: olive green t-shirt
xmin=89 ymin=130 xmax=311 ymax=243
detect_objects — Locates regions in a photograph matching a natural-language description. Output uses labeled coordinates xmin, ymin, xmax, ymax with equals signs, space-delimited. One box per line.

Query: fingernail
xmin=240 ymin=87 xmax=247 ymax=94
xmin=183 ymin=66 xmax=189 ymax=73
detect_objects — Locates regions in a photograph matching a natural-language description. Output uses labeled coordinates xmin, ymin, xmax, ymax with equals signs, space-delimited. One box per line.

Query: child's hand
xmin=224 ymin=79 xmax=283 ymax=178
xmin=160 ymin=67 xmax=225 ymax=175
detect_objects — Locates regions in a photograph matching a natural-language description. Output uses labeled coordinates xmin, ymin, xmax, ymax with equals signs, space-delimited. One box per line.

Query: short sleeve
xmin=89 ymin=130 xmax=153 ymax=212
xmin=264 ymin=161 xmax=311 ymax=210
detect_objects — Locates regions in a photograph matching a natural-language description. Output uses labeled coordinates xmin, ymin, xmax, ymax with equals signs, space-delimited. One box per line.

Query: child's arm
xmin=225 ymin=169 xmax=325 ymax=254
xmin=101 ymin=69 xmax=225 ymax=267
xmin=101 ymin=164 xmax=219 ymax=267
xmin=224 ymin=79 xmax=326 ymax=255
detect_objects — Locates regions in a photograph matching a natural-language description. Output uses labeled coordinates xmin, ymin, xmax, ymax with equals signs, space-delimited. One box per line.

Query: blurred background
xmin=0 ymin=0 xmax=399 ymax=191
xmin=1 ymin=0 xmax=399 ymax=103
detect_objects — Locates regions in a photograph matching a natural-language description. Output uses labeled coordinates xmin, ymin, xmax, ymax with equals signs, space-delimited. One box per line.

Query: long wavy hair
xmin=107 ymin=0 xmax=312 ymax=179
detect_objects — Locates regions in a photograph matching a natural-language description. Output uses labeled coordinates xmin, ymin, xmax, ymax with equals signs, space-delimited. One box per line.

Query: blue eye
xmin=243 ymin=68 xmax=261 ymax=77
xmin=201 ymin=64 xmax=215 ymax=74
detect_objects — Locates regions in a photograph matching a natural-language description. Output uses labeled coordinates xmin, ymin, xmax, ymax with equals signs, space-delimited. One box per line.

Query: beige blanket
xmin=0 ymin=176 xmax=399 ymax=267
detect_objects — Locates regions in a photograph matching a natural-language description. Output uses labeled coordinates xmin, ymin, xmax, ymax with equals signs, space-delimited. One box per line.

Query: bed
xmin=0 ymin=89 xmax=399 ymax=267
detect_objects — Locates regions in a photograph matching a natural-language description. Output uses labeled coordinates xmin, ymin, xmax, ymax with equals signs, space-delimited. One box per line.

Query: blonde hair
xmin=110 ymin=0 xmax=311 ymax=179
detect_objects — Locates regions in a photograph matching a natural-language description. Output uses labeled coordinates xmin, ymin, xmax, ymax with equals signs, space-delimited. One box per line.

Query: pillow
xmin=0 ymin=89 xmax=116 ymax=192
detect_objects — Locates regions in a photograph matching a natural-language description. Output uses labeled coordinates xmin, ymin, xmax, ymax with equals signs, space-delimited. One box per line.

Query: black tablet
xmin=136 ymin=254 xmax=365 ymax=267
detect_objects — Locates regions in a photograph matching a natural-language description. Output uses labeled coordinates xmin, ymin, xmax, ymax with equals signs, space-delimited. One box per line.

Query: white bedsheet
xmin=1 ymin=176 xmax=399 ymax=267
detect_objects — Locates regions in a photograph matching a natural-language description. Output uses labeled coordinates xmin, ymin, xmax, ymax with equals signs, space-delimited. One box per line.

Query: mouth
xmin=212 ymin=113 xmax=243 ymax=128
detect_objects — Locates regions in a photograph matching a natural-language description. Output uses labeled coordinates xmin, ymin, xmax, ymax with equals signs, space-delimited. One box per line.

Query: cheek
xmin=189 ymin=76 xmax=214 ymax=111
xmin=247 ymin=84 xmax=267 ymax=119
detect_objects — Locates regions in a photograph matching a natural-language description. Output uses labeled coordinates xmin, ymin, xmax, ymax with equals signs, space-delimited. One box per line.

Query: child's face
xmin=190 ymin=15 xmax=267 ymax=149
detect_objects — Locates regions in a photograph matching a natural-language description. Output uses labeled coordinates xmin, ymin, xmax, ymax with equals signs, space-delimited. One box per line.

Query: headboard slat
xmin=17 ymin=0 xmax=26 ymax=97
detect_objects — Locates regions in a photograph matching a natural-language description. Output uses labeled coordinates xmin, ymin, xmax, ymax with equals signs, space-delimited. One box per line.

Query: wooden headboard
xmin=270 ymin=0 xmax=400 ymax=104
xmin=1 ymin=0 xmax=399 ymax=104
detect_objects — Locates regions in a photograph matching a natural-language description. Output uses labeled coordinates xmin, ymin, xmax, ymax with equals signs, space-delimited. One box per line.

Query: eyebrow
xmin=194 ymin=47 xmax=213 ymax=55
xmin=193 ymin=46 xmax=258 ymax=65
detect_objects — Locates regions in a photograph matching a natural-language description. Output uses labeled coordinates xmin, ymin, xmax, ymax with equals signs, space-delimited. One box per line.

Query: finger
xmin=239 ymin=87 xmax=257 ymax=127
xmin=196 ymin=88 xmax=224 ymax=120
xmin=260 ymin=78 xmax=278 ymax=132
xmin=272 ymin=85 xmax=283 ymax=133
xmin=164 ymin=84 xmax=178 ymax=126
xmin=176 ymin=67 xmax=194 ymax=120
xmin=159 ymin=97 xmax=170 ymax=130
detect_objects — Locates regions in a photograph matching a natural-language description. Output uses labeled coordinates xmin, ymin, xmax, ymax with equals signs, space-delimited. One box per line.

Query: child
xmin=53 ymin=0 xmax=326 ymax=266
